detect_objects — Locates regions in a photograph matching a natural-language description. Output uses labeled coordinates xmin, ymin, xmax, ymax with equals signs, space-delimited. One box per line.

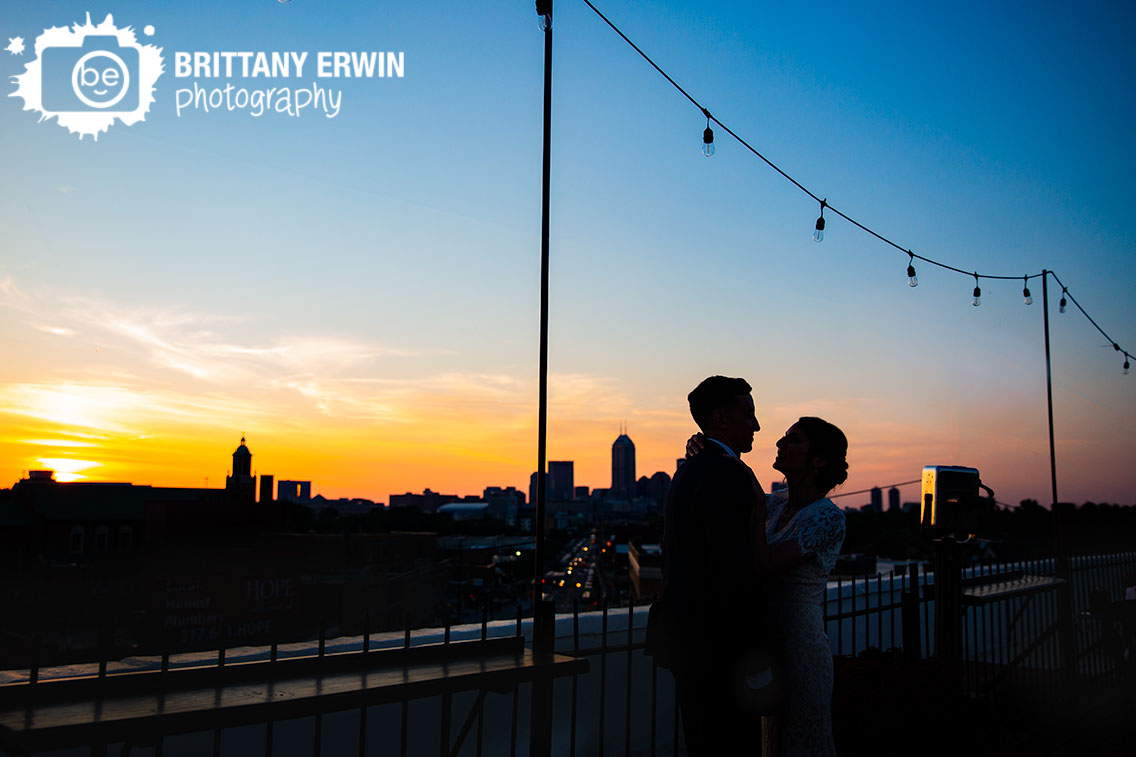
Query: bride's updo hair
xmin=796 ymin=417 xmax=849 ymax=494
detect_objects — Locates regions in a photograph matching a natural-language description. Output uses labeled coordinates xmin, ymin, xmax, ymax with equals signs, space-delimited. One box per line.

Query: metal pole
xmin=530 ymin=4 xmax=555 ymax=756
xmin=533 ymin=0 xmax=553 ymax=627
xmin=1043 ymin=271 xmax=1077 ymax=714
xmin=1041 ymin=271 xmax=1060 ymax=527
xmin=1042 ymin=272 xmax=1066 ymax=575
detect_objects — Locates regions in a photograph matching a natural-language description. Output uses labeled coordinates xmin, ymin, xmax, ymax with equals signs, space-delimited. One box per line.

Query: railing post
xmin=1056 ymin=575 xmax=1078 ymax=717
xmin=98 ymin=618 xmax=109 ymax=679
xmin=932 ymin=540 xmax=964 ymax=669
xmin=529 ymin=599 xmax=555 ymax=757
xmin=29 ymin=628 xmax=40 ymax=686
xmin=902 ymin=563 xmax=921 ymax=663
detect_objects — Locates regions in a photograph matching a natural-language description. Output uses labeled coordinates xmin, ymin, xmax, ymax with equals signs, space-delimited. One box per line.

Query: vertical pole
xmin=625 ymin=599 xmax=634 ymax=757
xmin=599 ymin=599 xmax=609 ymax=757
xmin=932 ymin=541 xmax=963 ymax=694
xmin=571 ymin=598 xmax=579 ymax=757
xmin=876 ymin=574 xmax=883 ymax=651
xmin=530 ymin=6 xmax=556 ymax=753
xmin=533 ymin=0 xmax=553 ymax=611
xmin=837 ymin=578 xmax=844 ymax=654
xmin=902 ymin=564 xmax=920 ymax=663
xmin=1041 ymin=271 xmax=1062 ymax=567
xmin=1043 ymin=271 xmax=1078 ymax=713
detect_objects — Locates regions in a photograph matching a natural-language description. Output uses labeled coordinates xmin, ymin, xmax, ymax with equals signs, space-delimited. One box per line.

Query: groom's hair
xmin=688 ymin=375 xmax=752 ymax=431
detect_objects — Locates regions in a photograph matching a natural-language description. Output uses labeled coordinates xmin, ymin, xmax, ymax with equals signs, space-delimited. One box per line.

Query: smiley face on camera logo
xmin=10 ymin=13 xmax=164 ymax=140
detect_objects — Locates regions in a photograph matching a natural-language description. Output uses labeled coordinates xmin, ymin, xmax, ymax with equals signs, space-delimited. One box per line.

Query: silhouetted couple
xmin=661 ymin=376 xmax=847 ymax=756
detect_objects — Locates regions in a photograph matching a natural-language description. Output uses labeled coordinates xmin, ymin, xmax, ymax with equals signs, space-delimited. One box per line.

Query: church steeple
xmin=232 ymin=435 xmax=252 ymax=478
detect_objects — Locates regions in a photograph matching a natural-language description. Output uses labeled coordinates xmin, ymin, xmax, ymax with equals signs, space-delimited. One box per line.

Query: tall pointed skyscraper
xmin=611 ymin=425 xmax=636 ymax=500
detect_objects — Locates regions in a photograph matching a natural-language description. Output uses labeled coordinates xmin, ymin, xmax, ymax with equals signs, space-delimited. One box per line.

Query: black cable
xmin=578 ymin=0 xmax=1128 ymax=359
xmin=579 ymin=0 xmax=1046 ymax=281
xmin=829 ymin=479 xmax=921 ymax=500
xmin=1049 ymin=271 xmax=1128 ymax=359
xmin=579 ymin=0 xmax=702 ymax=111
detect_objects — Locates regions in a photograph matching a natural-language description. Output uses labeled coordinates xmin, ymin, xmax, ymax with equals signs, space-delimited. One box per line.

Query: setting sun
xmin=35 ymin=457 xmax=102 ymax=483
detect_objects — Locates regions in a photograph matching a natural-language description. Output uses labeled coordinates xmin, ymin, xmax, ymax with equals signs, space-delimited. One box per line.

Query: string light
xmin=1125 ymin=354 xmax=1131 ymax=375
xmin=579 ymin=0 xmax=1130 ymax=373
xmin=1022 ymin=276 xmax=1033 ymax=305
xmin=813 ymin=199 xmax=826 ymax=243
xmin=1059 ymin=288 xmax=1068 ymax=314
xmin=701 ymin=108 xmax=714 ymax=157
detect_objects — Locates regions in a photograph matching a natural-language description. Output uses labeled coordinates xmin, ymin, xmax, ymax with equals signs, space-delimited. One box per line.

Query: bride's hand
xmin=685 ymin=432 xmax=706 ymax=459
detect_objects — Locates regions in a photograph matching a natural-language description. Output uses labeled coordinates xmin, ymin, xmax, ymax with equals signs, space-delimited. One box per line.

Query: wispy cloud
xmin=20 ymin=438 xmax=98 ymax=448
xmin=0 ymin=276 xmax=439 ymax=402
xmin=35 ymin=324 xmax=77 ymax=337
xmin=0 ymin=381 xmax=263 ymax=434
xmin=0 ymin=274 xmax=24 ymax=302
xmin=0 ymin=276 xmax=643 ymax=492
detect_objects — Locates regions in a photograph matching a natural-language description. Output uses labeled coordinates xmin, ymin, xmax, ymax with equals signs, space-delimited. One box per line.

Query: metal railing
xmin=3 ymin=551 xmax=1133 ymax=756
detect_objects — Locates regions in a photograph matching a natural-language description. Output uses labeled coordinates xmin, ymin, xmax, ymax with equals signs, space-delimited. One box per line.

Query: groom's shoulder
xmin=679 ymin=446 xmax=724 ymax=473
xmin=677 ymin=447 xmax=750 ymax=487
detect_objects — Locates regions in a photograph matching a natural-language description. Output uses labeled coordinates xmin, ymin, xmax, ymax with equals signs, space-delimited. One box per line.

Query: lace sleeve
xmin=795 ymin=503 xmax=846 ymax=574
xmin=765 ymin=490 xmax=788 ymax=508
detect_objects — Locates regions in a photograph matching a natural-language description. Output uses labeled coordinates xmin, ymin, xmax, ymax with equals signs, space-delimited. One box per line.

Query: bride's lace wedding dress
xmin=761 ymin=492 xmax=846 ymax=757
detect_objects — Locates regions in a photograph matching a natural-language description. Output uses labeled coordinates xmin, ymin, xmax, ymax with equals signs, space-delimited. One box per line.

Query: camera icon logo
xmin=11 ymin=13 xmax=163 ymax=140
xmin=41 ymin=35 xmax=139 ymax=112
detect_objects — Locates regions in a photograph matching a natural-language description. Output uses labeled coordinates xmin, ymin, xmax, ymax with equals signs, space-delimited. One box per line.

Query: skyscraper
xmin=548 ymin=461 xmax=574 ymax=501
xmin=611 ymin=430 xmax=635 ymax=499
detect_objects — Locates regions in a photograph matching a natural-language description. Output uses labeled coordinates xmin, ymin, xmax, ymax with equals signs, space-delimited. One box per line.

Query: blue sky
xmin=1 ymin=0 xmax=1133 ymax=507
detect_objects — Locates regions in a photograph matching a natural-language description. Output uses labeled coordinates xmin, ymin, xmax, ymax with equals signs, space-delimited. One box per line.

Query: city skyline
xmin=4 ymin=430 xmax=1078 ymax=512
xmin=1 ymin=1 xmax=1133 ymax=508
xmin=12 ymin=429 xmax=680 ymax=506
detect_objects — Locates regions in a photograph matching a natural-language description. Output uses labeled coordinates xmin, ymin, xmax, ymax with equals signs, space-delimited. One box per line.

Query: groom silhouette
xmin=661 ymin=375 xmax=768 ymax=756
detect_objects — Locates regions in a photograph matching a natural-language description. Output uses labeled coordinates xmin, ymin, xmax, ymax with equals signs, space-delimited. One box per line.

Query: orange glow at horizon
xmin=1 ymin=377 xmax=1131 ymax=507
xmin=34 ymin=457 xmax=101 ymax=483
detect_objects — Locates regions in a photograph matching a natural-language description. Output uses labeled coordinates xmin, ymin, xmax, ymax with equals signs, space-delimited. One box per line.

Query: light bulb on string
xmin=1125 ymin=355 xmax=1131 ymax=375
xmin=906 ymin=253 xmax=918 ymax=287
xmin=1022 ymin=276 xmax=1032 ymax=305
xmin=701 ymin=109 xmax=714 ymax=157
xmin=972 ymin=273 xmax=981 ymax=307
xmin=813 ymin=199 xmax=826 ymax=243
xmin=1059 ymin=288 xmax=1067 ymax=314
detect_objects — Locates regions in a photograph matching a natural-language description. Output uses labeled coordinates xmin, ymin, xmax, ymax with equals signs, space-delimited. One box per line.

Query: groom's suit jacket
xmin=661 ymin=442 xmax=765 ymax=676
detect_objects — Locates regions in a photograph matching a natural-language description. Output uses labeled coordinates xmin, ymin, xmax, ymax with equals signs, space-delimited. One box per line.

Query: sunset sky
xmin=1 ymin=0 xmax=1133 ymax=507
